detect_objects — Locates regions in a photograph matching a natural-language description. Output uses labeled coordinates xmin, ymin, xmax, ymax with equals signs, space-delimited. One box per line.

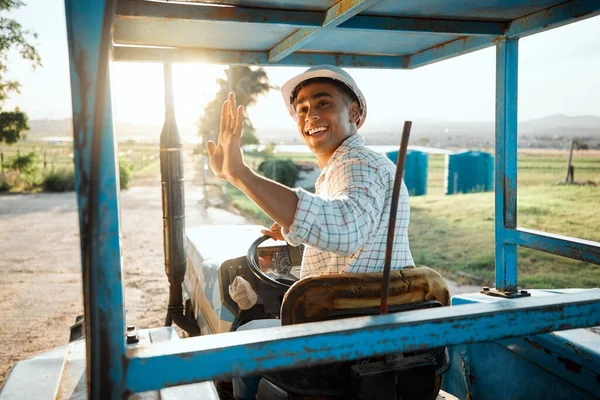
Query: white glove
xmin=228 ymin=276 xmax=258 ymax=310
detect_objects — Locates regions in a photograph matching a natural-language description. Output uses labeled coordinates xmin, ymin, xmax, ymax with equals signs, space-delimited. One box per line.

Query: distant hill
xmin=25 ymin=115 xmax=600 ymax=149
xmin=26 ymin=119 xmax=198 ymax=143
xmin=256 ymin=115 xmax=600 ymax=149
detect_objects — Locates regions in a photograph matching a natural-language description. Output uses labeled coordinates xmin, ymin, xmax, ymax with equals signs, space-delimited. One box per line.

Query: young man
xmin=207 ymin=65 xmax=415 ymax=400
xmin=206 ymin=65 xmax=414 ymax=280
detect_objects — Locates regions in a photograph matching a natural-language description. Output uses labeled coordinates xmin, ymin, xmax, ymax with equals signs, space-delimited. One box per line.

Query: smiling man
xmin=206 ymin=64 xmax=415 ymax=400
xmin=206 ymin=65 xmax=415 ymax=280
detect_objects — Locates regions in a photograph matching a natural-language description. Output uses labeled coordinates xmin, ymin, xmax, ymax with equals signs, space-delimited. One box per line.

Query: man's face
xmin=293 ymin=81 xmax=359 ymax=165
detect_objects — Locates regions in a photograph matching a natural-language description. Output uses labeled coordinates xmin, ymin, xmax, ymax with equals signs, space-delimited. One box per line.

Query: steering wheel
xmin=247 ymin=235 xmax=298 ymax=289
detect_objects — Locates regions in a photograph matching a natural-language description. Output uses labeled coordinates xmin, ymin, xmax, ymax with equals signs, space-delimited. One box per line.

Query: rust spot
xmin=524 ymin=337 xmax=542 ymax=350
xmin=557 ymin=356 xmax=581 ymax=373
xmin=565 ymin=342 xmax=592 ymax=361
xmin=468 ymin=372 xmax=476 ymax=385
xmin=335 ymin=0 xmax=361 ymax=17
xmin=524 ymin=338 xmax=552 ymax=355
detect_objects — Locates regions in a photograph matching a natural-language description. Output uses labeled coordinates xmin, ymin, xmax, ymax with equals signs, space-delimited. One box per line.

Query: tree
xmin=197 ymin=66 xmax=275 ymax=148
xmin=258 ymin=159 xmax=299 ymax=188
xmin=0 ymin=0 xmax=41 ymax=144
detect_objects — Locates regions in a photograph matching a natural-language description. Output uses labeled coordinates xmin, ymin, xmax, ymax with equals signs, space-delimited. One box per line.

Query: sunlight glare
xmin=111 ymin=62 xmax=226 ymax=131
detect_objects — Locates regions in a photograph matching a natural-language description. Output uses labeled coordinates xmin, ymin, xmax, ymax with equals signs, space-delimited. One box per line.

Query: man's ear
xmin=349 ymin=101 xmax=360 ymax=124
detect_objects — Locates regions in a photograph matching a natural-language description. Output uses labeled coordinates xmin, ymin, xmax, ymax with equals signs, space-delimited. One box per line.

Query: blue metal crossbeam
xmin=124 ymin=290 xmax=600 ymax=394
xmin=340 ymin=15 xmax=506 ymax=36
xmin=507 ymin=228 xmax=600 ymax=265
xmin=116 ymin=0 xmax=505 ymax=37
xmin=507 ymin=0 xmax=600 ymax=39
xmin=112 ymin=46 xmax=406 ymax=68
xmin=116 ymin=0 xmax=323 ymax=28
xmin=406 ymin=36 xmax=493 ymax=69
xmin=268 ymin=0 xmax=380 ymax=63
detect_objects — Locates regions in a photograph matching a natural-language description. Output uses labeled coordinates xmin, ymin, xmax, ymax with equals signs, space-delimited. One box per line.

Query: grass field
xmin=0 ymin=140 xmax=162 ymax=187
xmin=219 ymin=149 xmax=600 ymax=289
xmin=411 ymin=151 xmax=600 ymax=288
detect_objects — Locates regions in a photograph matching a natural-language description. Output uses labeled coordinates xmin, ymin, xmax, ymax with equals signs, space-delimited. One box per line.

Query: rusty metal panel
xmin=124 ymin=290 xmax=600 ymax=394
xmin=113 ymin=18 xmax=297 ymax=50
xmin=111 ymin=1 xmax=600 ymax=69
xmin=445 ymin=292 xmax=600 ymax=399
xmin=117 ymin=0 xmax=507 ymax=36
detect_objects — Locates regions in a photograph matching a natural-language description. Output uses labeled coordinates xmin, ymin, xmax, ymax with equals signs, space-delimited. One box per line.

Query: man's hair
xmin=290 ymin=77 xmax=360 ymax=109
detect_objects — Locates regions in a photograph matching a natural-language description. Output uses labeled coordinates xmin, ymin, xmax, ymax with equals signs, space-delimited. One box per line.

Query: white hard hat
xmin=281 ymin=65 xmax=367 ymax=129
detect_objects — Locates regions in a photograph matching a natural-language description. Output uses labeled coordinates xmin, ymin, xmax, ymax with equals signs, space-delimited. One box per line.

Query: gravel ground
xmin=0 ymin=157 xmax=480 ymax=385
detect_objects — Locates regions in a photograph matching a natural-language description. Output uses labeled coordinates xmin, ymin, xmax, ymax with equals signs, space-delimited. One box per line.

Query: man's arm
xmin=229 ymin=166 xmax=298 ymax=230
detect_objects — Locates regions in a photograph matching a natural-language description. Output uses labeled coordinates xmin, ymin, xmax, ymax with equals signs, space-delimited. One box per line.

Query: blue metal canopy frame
xmin=63 ymin=0 xmax=600 ymax=398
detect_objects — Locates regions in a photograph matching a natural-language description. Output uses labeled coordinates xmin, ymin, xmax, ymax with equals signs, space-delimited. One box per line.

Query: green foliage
xmin=0 ymin=107 xmax=28 ymax=144
xmin=42 ymin=169 xmax=75 ymax=192
xmin=0 ymin=176 xmax=10 ymax=191
xmin=0 ymin=1 xmax=41 ymax=144
xmin=198 ymin=66 xmax=275 ymax=147
xmin=41 ymin=157 xmax=132 ymax=192
xmin=408 ymin=153 xmax=600 ymax=289
xmin=119 ymin=156 xmax=133 ymax=189
xmin=40 ymin=157 xmax=132 ymax=192
xmin=0 ymin=151 xmax=41 ymax=190
xmin=257 ymin=158 xmax=299 ymax=188
xmin=0 ymin=1 xmax=41 ymax=101
xmin=6 ymin=150 xmax=38 ymax=173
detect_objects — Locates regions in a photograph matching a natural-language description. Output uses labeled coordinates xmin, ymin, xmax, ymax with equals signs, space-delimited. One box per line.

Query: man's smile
xmin=305 ymin=125 xmax=329 ymax=137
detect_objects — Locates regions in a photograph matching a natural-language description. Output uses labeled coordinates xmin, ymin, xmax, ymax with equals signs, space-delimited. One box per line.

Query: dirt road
xmin=0 ymin=158 xmax=245 ymax=384
xmin=0 ymin=157 xmax=479 ymax=385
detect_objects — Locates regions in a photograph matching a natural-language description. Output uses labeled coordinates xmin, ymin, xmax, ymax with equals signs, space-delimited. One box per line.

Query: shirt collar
xmin=315 ymin=133 xmax=365 ymax=188
xmin=322 ymin=133 xmax=365 ymax=169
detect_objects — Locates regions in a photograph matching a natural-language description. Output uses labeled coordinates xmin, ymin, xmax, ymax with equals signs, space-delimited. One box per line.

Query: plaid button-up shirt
xmin=282 ymin=133 xmax=415 ymax=278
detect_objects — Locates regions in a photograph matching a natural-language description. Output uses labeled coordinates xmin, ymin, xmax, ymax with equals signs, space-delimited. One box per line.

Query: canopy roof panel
xmin=113 ymin=0 xmax=600 ymax=68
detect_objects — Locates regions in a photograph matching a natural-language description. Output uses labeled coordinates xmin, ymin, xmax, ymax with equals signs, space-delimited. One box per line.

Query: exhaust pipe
xmin=160 ymin=63 xmax=200 ymax=336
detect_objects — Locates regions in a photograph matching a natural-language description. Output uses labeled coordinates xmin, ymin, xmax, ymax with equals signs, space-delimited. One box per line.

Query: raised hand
xmin=205 ymin=92 xmax=247 ymax=180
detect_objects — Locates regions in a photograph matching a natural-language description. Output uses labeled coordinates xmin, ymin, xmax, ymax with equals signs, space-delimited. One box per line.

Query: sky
xmin=3 ymin=0 xmax=600 ymax=137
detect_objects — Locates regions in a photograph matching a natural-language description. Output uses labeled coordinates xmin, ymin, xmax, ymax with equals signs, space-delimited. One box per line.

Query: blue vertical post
xmin=64 ymin=1 xmax=126 ymax=398
xmin=495 ymin=38 xmax=519 ymax=292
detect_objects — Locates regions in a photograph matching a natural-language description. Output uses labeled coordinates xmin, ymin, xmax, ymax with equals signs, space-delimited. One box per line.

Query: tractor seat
xmin=257 ymin=266 xmax=451 ymax=400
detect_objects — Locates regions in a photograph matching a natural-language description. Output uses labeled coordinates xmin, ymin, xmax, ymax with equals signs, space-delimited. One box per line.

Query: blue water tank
xmin=445 ymin=151 xmax=493 ymax=195
xmin=386 ymin=150 xmax=428 ymax=196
